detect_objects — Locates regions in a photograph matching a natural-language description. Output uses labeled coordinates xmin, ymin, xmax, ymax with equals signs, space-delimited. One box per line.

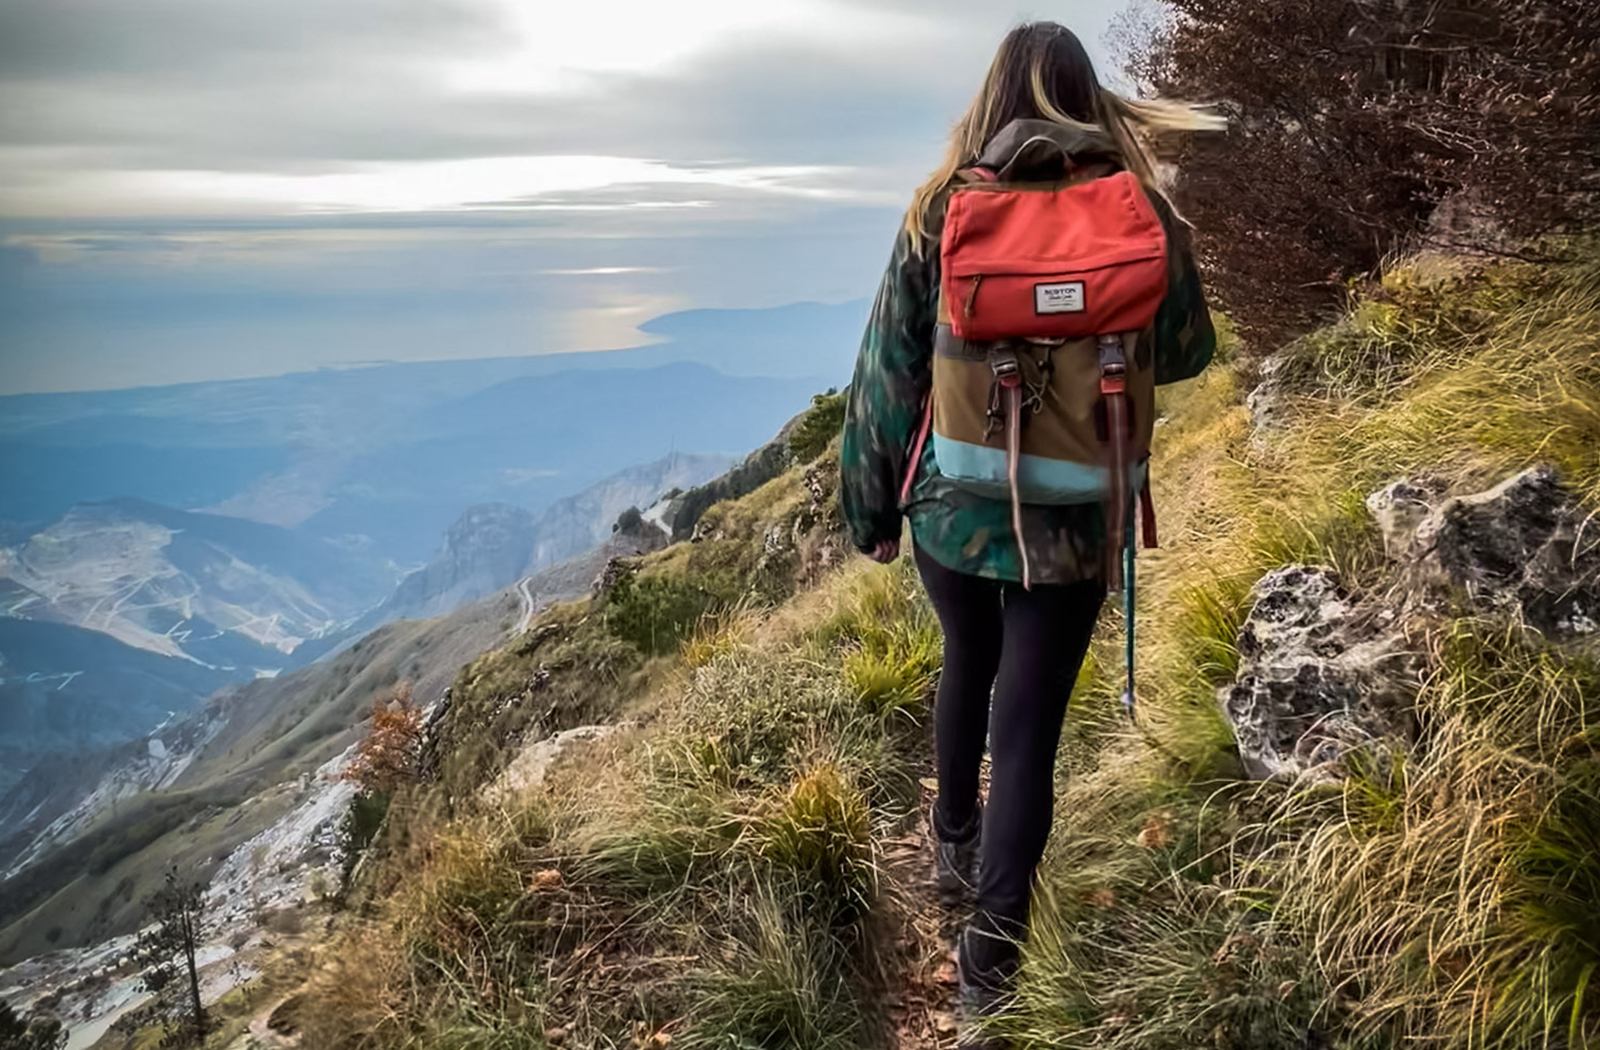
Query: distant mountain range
xmin=0 ymin=298 xmax=861 ymax=856
xmin=0 ymin=497 xmax=398 ymax=662
xmin=378 ymin=452 xmax=729 ymax=623
xmin=0 ymin=300 xmax=864 ymax=560
xmin=0 ymin=451 xmax=729 ymax=792
xmin=0 ymin=498 xmax=400 ymax=794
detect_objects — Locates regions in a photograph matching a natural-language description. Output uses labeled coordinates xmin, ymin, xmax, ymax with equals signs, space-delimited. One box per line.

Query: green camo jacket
xmin=839 ymin=191 xmax=1215 ymax=585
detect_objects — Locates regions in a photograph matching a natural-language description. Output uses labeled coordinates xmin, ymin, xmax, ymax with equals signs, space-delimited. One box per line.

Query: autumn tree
xmin=1125 ymin=0 xmax=1600 ymax=342
xmin=134 ymin=869 xmax=207 ymax=1047
xmin=336 ymin=684 xmax=425 ymax=889
xmin=343 ymin=683 xmax=424 ymax=796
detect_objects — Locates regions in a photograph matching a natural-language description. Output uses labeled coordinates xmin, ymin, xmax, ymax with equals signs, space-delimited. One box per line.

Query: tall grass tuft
xmin=1013 ymin=247 xmax=1600 ymax=1048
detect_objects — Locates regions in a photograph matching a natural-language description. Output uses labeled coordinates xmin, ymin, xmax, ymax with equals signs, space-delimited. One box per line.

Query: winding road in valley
xmin=514 ymin=576 xmax=536 ymax=634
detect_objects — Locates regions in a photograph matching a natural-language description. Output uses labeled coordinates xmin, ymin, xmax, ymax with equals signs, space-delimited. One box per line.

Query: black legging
xmin=914 ymin=542 xmax=1105 ymax=979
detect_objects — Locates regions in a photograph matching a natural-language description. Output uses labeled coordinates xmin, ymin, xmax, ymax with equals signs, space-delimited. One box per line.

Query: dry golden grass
xmin=1004 ymin=247 xmax=1600 ymax=1049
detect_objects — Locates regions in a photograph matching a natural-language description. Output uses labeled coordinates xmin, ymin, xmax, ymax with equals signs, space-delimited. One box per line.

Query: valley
xmin=0 ymin=318 xmax=849 ymax=1046
xmin=0 ymin=303 xmax=857 ymax=797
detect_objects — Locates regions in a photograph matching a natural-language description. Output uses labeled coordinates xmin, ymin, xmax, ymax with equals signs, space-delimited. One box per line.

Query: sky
xmin=0 ymin=0 xmax=1135 ymax=394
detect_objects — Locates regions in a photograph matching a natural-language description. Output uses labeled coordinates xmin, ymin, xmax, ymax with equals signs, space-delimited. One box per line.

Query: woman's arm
xmin=839 ymin=229 xmax=938 ymax=553
xmin=1150 ymin=197 xmax=1217 ymax=385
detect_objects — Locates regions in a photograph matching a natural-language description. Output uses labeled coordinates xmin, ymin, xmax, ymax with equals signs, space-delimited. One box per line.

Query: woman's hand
xmin=866 ymin=539 xmax=900 ymax=564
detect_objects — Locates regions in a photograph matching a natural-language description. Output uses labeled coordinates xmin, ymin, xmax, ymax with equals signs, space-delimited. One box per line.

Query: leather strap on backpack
xmin=1098 ymin=333 xmax=1132 ymax=593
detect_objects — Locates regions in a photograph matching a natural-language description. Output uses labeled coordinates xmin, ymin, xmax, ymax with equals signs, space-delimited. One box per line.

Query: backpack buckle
xmin=990 ymin=348 xmax=1021 ymax=387
xmin=1097 ymin=334 xmax=1127 ymax=395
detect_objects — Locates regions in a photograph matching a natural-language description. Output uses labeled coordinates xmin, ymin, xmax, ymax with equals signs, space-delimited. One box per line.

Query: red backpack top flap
xmin=940 ymin=170 xmax=1169 ymax=342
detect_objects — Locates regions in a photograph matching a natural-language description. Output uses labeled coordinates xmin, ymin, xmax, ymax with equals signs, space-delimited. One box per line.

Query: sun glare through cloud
xmin=0 ymin=0 xmax=1128 ymax=392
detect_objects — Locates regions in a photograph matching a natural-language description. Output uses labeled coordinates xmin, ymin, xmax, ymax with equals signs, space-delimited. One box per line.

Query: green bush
xmin=603 ymin=570 xmax=718 ymax=656
xmin=789 ymin=390 xmax=845 ymax=464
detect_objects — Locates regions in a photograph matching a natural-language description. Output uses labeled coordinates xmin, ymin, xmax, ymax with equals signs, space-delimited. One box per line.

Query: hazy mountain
xmin=377 ymin=503 xmax=539 ymax=623
xmin=376 ymin=452 xmax=730 ymax=623
xmin=0 ymin=618 xmax=238 ymax=796
xmin=0 ymin=301 xmax=864 ymax=559
xmin=523 ymin=452 xmax=731 ymax=572
xmin=0 ymin=498 xmax=398 ymax=664
xmin=636 ymin=299 xmax=868 ymax=380
xmin=293 ymin=362 xmax=823 ymax=561
xmin=0 ymin=498 xmax=406 ymax=789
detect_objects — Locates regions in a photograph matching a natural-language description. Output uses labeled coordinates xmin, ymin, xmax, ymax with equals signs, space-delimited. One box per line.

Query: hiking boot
xmin=956 ymin=929 xmax=1009 ymax=1049
xmin=933 ymin=805 xmax=981 ymax=908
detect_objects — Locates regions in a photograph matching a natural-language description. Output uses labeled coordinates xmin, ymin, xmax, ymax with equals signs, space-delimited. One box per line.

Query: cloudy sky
xmin=0 ymin=0 xmax=1133 ymax=394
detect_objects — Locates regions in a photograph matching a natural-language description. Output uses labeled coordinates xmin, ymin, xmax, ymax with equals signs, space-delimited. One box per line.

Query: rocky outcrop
xmin=1222 ymin=466 xmax=1596 ymax=781
xmin=526 ymin=453 xmax=728 ymax=572
xmin=1412 ymin=467 xmax=1598 ymax=639
xmin=1222 ymin=567 xmax=1418 ymax=782
xmin=660 ymin=410 xmax=812 ymax=542
xmin=482 ymin=724 xmax=628 ymax=806
xmin=376 ymin=455 xmax=728 ymax=625
xmin=379 ymin=503 xmax=539 ymax=622
xmin=203 ymin=745 xmax=359 ymax=938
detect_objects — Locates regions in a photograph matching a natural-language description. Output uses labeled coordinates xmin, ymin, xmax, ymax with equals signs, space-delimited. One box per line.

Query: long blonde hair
xmin=904 ymin=22 xmax=1223 ymax=254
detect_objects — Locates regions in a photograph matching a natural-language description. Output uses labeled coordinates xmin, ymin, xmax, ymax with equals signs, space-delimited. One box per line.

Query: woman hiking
xmin=839 ymin=21 xmax=1219 ymax=1042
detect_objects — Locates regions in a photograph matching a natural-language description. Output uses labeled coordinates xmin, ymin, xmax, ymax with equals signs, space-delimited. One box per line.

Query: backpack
xmin=900 ymin=119 xmax=1171 ymax=718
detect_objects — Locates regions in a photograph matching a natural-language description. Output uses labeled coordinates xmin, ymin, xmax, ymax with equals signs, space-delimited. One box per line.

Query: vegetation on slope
xmin=295 ymin=247 xmax=1598 ymax=1050
xmin=1000 ymin=247 xmax=1600 ymax=1050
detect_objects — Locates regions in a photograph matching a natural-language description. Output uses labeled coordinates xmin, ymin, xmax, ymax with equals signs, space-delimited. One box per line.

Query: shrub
xmin=344 ymin=684 xmax=424 ymax=795
xmin=603 ymin=570 xmax=718 ymax=656
xmin=1133 ymin=0 xmax=1600 ymax=342
xmin=789 ymin=390 xmax=846 ymax=464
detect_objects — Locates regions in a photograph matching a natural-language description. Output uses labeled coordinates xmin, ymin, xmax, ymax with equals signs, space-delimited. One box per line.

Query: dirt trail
xmin=884 ymin=779 xmax=961 ymax=1050
xmin=243 ymin=994 xmax=299 ymax=1048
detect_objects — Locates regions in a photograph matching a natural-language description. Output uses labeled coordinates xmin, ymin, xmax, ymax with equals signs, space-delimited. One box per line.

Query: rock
xmin=1220 ymin=567 xmax=1417 ymax=781
xmin=1245 ymin=354 xmax=1293 ymax=441
xmin=591 ymin=557 xmax=634 ymax=598
xmin=482 ymin=724 xmax=629 ymax=805
xmin=1412 ymin=466 xmax=1599 ymax=639
xmin=1365 ymin=477 xmax=1442 ymax=558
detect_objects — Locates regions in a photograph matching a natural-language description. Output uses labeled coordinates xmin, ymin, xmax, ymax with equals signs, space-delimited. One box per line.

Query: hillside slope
xmin=279 ymin=247 xmax=1598 ymax=1050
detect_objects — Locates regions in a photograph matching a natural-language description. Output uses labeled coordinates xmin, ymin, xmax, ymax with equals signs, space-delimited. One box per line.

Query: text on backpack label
xmin=1033 ymin=281 xmax=1086 ymax=314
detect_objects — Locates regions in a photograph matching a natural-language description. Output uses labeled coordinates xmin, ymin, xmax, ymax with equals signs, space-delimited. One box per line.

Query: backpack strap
xmin=1098 ymin=334 xmax=1132 ymax=592
xmin=994 ymin=354 xmax=1032 ymax=591
xmin=900 ymin=393 xmax=934 ymax=507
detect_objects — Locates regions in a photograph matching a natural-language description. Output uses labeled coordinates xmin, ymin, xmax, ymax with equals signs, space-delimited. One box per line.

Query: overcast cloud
xmin=0 ymin=0 xmax=1133 ymax=393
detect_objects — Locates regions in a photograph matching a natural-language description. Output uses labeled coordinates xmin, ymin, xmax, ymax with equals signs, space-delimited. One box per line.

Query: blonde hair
xmin=904 ymin=25 xmax=1224 ymax=255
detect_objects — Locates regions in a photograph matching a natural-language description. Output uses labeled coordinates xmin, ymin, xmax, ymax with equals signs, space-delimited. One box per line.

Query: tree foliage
xmin=0 ymin=1003 xmax=65 ymax=1050
xmin=1136 ymin=0 xmax=1600 ymax=341
xmin=343 ymin=683 xmax=424 ymax=796
xmin=134 ymin=868 xmax=207 ymax=1047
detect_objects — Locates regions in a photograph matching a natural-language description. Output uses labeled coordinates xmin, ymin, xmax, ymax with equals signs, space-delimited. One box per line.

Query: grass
xmin=297 ymin=246 xmax=1599 ymax=1050
xmin=301 ymin=475 xmax=929 ymax=1048
xmin=998 ymin=246 xmax=1600 ymax=1049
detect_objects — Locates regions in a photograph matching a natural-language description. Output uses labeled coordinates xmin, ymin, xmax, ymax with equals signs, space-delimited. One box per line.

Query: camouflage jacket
xmin=839 ymin=191 xmax=1215 ymax=585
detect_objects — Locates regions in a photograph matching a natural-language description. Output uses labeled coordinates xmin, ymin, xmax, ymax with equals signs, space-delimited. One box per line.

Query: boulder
xmin=591 ymin=556 xmax=634 ymax=598
xmin=1365 ymin=476 xmax=1443 ymax=559
xmin=1413 ymin=466 xmax=1599 ymax=639
xmin=1220 ymin=567 xmax=1417 ymax=781
xmin=1221 ymin=466 xmax=1598 ymax=781
xmin=482 ymin=724 xmax=628 ymax=805
xmin=1244 ymin=354 xmax=1294 ymax=443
